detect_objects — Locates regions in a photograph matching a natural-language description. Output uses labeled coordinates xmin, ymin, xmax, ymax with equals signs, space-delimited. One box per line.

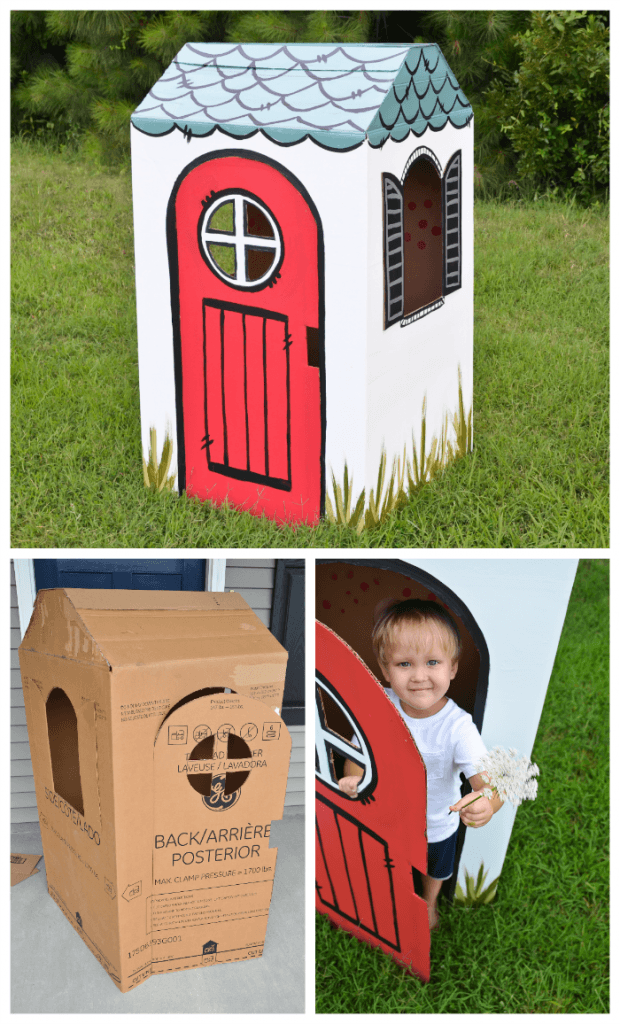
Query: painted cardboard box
xmin=131 ymin=42 xmax=474 ymax=524
xmin=18 ymin=588 xmax=291 ymax=992
xmin=315 ymin=558 xmax=578 ymax=981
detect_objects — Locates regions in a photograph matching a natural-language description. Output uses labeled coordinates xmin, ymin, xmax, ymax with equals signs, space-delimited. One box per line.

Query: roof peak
xmin=132 ymin=42 xmax=472 ymax=151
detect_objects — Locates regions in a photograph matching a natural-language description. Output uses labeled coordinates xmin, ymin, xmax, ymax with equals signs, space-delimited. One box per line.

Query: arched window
xmin=46 ymin=687 xmax=84 ymax=817
xmin=383 ymin=149 xmax=462 ymax=328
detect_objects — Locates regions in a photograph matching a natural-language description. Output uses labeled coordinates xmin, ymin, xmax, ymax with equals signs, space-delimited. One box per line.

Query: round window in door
xmin=198 ymin=190 xmax=284 ymax=290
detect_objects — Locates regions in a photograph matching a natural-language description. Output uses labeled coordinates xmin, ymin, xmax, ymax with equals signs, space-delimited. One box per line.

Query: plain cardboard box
xmin=18 ymin=588 xmax=292 ymax=992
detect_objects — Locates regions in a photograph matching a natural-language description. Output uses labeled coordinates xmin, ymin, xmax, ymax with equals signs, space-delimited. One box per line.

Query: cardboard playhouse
xmin=315 ymin=558 xmax=578 ymax=982
xmin=131 ymin=43 xmax=474 ymax=525
xmin=18 ymin=588 xmax=292 ymax=993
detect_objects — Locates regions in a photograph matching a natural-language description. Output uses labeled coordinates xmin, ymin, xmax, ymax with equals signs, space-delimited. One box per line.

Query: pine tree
xmin=419 ymin=10 xmax=531 ymax=195
xmin=225 ymin=10 xmax=374 ymax=44
xmin=12 ymin=10 xmax=379 ymax=162
xmin=12 ymin=11 xmax=220 ymax=160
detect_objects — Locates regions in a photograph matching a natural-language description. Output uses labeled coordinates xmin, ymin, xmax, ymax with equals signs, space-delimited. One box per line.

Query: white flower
xmin=475 ymin=746 xmax=540 ymax=807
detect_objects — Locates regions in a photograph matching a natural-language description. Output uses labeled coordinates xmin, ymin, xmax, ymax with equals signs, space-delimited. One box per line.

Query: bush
xmin=485 ymin=11 xmax=609 ymax=202
xmin=11 ymin=10 xmax=377 ymax=164
xmin=11 ymin=11 xmax=224 ymax=161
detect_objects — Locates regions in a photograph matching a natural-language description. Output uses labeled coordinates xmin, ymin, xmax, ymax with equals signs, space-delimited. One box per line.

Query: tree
xmin=11 ymin=10 xmax=379 ymax=161
xmin=485 ymin=11 xmax=609 ymax=202
xmin=418 ymin=10 xmax=530 ymax=194
xmin=12 ymin=11 xmax=221 ymax=158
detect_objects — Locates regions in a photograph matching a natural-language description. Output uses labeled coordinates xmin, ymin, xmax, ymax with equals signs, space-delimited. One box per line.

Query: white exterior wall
xmin=365 ymin=121 xmax=474 ymax=488
xmin=403 ymin=558 xmax=578 ymax=889
xmin=131 ymin=125 xmax=370 ymax=489
xmin=319 ymin=145 xmax=369 ymax=490
xmin=131 ymin=122 xmax=472 ymax=500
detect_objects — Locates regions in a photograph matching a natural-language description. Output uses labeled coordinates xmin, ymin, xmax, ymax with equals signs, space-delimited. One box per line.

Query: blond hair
xmin=372 ymin=598 xmax=461 ymax=666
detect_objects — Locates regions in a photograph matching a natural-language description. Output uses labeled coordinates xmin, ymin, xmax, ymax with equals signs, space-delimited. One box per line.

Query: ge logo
xmin=240 ymin=723 xmax=258 ymax=741
xmin=217 ymin=723 xmax=235 ymax=743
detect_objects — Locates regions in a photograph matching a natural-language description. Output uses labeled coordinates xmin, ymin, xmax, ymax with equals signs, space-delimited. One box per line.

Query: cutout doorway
xmin=316 ymin=558 xmax=490 ymax=902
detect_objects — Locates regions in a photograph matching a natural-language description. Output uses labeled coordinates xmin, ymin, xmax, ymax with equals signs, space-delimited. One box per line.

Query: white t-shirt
xmin=353 ymin=693 xmax=487 ymax=843
xmin=386 ymin=692 xmax=488 ymax=842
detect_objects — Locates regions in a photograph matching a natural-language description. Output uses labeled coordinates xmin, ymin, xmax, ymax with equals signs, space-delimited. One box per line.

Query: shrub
xmin=485 ymin=11 xmax=609 ymax=203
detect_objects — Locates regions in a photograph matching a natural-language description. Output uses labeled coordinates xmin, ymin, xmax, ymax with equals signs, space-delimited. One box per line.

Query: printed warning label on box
xmin=147 ymin=880 xmax=273 ymax=932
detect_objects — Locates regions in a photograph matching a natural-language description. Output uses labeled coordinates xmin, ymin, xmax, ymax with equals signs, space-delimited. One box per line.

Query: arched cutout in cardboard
xmin=316 ymin=558 xmax=490 ymax=908
xmin=403 ymin=156 xmax=443 ymax=315
xmin=46 ymin=686 xmax=85 ymax=818
xmin=158 ymin=686 xmax=232 ymax=732
xmin=187 ymin=730 xmax=253 ymax=799
xmin=151 ymin=691 xmax=291 ymax=967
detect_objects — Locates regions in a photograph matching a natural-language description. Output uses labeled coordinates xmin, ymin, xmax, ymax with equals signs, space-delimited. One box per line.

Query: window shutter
xmin=443 ymin=151 xmax=462 ymax=294
xmin=383 ymin=174 xmax=404 ymax=327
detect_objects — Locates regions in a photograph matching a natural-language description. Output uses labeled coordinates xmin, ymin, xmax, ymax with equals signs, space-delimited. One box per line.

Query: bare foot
xmin=426 ymin=901 xmax=439 ymax=931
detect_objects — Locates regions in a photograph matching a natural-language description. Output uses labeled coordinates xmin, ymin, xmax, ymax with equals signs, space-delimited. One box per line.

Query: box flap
xmin=20 ymin=589 xmax=286 ymax=669
xmin=75 ymin=610 xmax=271 ymax=643
xmin=66 ymin=589 xmax=249 ymax=612
xmin=19 ymin=589 xmax=111 ymax=668
xmin=96 ymin=634 xmax=287 ymax=667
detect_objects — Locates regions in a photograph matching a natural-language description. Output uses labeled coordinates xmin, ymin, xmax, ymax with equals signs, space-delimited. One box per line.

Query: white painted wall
xmin=402 ymin=558 xmax=578 ymax=889
xmin=132 ymin=120 xmax=473 ymax=504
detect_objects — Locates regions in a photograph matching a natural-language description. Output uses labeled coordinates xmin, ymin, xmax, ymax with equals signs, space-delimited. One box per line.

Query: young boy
xmin=338 ymin=598 xmax=503 ymax=930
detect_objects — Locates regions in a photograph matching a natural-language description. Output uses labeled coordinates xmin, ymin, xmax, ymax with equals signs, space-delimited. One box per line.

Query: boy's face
xmin=380 ymin=622 xmax=458 ymax=719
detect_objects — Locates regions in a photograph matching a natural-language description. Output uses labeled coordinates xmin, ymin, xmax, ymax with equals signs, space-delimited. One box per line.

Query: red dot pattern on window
xmin=318 ymin=568 xmax=449 ymax=627
xmin=404 ymin=177 xmax=441 ymax=255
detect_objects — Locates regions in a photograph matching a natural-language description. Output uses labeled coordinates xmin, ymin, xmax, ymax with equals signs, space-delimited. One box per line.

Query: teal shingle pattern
xmin=132 ymin=42 xmax=472 ymax=150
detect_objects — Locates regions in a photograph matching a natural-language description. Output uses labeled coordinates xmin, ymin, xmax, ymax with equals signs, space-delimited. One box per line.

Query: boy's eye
xmin=427 ymin=660 xmax=438 ymax=666
xmin=398 ymin=661 xmax=410 ymax=668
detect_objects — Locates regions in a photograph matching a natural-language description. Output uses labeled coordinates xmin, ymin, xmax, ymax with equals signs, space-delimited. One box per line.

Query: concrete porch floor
xmin=11 ymin=809 xmax=304 ymax=1013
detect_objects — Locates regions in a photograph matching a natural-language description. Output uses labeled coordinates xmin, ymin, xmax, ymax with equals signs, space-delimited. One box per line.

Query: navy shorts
xmin=427 ymin=829 xmax=458 ymax=881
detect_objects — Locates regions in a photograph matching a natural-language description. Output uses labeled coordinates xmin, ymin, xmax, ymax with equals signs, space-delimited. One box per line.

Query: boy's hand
xmin=338 ymin=776 xmax=359 ymax=797
xmin=449 ymin=793 xmax=493 ymax=827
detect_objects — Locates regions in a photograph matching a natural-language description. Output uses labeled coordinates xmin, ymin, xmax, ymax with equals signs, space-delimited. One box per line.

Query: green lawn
xmin=11 ymin=140 xmax=609 ymax=547
xmin=316 ymin=559 xmax=609 ymax=1013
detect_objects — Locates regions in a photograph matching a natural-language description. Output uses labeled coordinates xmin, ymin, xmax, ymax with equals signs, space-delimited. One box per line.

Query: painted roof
xmin=131 ymin=42 xmax=472 ymax=150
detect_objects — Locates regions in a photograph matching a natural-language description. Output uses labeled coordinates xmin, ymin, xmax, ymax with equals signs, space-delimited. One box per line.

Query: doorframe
xmin=166 ymin=148 xmax=326 ymax=514
xmin=316 ymin=557 xmax=490 ymax=903
xmin=14 ymin=559 xmax=37 ymax=640
xmin=271 ymin=559 xmax=305 ymax=726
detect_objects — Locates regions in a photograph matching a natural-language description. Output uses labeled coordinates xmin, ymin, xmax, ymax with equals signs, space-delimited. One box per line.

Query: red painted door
xmin=315 ymin=621 xmax=430 ymax=982
xmin=170 ymin=152 xmax=324 ymax=524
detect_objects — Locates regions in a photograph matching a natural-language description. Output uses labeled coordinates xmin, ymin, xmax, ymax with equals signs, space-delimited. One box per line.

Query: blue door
xmin=34 ymin=559 xmax=205 ymax=591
